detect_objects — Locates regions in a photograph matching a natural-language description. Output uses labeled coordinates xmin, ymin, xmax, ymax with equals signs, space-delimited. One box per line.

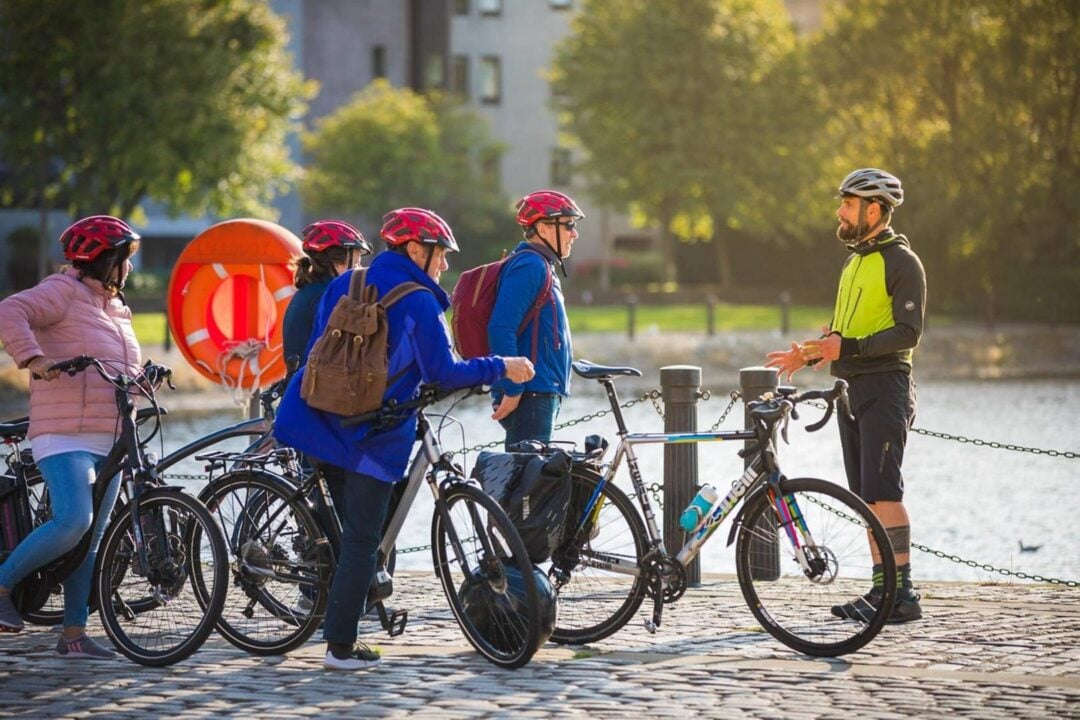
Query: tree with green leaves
xmin=811 ymin=0 xmax=1079 ymax=322
xmin=301 ymin=79 xmax=511 ymax=269
xmin=551 ymin=0 xmax=820 ymax=287
xmin=0 ymin=0 xmax=313 ymax=276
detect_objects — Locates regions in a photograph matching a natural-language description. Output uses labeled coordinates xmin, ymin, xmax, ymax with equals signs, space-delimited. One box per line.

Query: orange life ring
xmin=178 ymin=262 xmax=296 ymax=390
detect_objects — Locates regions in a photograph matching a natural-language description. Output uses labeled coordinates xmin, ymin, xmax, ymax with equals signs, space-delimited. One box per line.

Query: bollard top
xmin=660 ymin=365 xmax=702 ymax=390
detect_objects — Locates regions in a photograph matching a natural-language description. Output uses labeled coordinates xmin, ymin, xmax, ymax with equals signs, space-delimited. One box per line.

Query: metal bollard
xmin=661 ymin=365 xmax=702 ymax=586
xmin=627 ymin=294 xmax=637 ymax=340
xmin=740 ymin=366 xmax=780 ymax=581
xmin=779 ymin=291 xmax=791 ymax=335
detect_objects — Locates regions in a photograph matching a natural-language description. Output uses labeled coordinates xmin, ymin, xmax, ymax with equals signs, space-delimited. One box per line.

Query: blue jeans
xmin=321 ymin=470 xmax=394 ymax=646
xmin=0 ymin=451 xmax=121 ymax=628
xmin=498 ymin=392 xmax=562 ymax=450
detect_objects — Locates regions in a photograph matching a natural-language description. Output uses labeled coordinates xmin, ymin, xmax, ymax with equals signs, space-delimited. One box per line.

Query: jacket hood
xmin=369 ymin=250 xmax=450 ymax=310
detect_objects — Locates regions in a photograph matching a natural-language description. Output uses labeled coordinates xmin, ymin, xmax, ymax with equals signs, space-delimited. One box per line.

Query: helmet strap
xmin=855 ymin=199 xmax=886 ymax=244
xmin=422 ymin=244 xmax=435 ymax=275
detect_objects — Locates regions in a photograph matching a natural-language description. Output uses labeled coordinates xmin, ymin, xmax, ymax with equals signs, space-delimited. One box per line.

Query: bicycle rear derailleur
xmin=641 ymin=553 xmax=688 ymax=633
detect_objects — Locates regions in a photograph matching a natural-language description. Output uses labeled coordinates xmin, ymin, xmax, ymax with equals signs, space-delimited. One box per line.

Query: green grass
xmin=570 ymin=302 xmax=829 ymax=334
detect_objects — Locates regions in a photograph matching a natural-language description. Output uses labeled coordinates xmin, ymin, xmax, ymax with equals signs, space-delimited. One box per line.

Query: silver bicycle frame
xmin=377 ymin=423 xmax=442 ymax=558
xmin=579 ymin=428 xmax=763 ymax=576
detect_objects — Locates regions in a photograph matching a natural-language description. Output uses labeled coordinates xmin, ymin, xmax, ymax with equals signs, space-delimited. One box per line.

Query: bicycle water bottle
xmin=679 ymin=484 xmax=719 ymax=532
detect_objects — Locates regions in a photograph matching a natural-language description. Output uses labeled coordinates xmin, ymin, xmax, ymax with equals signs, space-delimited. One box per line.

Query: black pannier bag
xmin=471 ymin=444 xmax=572 ymax=564
xmin=0 ymin=472 xmax=34 ymax=560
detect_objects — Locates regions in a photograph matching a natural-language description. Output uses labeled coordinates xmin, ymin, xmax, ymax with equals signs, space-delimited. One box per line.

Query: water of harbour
xmin=154 ymin=378 xmax=1080 ymax=584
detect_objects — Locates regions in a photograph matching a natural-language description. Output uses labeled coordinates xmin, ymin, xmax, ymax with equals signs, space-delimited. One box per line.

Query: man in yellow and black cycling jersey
xmin=766 ymin=168 xmax=926 ymax=624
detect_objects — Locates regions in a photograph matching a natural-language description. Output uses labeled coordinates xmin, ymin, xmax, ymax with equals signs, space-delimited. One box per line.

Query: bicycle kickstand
xmin=373 ymin=601 xmax=408 ymax=638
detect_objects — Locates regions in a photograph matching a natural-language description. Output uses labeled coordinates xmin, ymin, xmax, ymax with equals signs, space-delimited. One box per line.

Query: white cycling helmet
xmin=837 ymin=168 xmax=904 ymax=208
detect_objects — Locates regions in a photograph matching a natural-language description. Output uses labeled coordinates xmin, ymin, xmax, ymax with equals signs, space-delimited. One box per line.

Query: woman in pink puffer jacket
xmin=0 ymin=216 xmax=143 ymax=660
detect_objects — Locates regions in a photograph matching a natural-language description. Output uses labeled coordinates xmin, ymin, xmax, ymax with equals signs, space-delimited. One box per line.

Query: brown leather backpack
xmin=300 ymin=268 xmax=426 ymax=416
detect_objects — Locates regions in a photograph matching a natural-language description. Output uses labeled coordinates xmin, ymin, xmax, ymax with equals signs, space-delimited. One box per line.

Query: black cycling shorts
xmin=836 ymin=370 xmax=916 ymax=503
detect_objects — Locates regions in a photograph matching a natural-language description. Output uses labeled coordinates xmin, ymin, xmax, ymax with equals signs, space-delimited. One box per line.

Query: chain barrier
xmin=801 ymin=399 xmax=1076 ymax=459
xmin=705 ymin=390 xmax=741 ymax=432
xmin=910 ymin=541 xmax=1078 ymax=587
xmin=803 ymin=492 xmax=1079 ymax=587
xmin=448 ymin=389 xmax=661 ymax=457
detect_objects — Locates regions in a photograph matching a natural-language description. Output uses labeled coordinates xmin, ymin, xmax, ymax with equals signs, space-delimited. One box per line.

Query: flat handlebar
xmin=340 ymin=384 xmax=488 ymax=429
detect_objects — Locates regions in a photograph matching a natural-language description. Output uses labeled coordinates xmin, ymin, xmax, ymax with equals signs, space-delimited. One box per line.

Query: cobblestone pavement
xmin=1 ymin=572 xmax=1078 ymax=719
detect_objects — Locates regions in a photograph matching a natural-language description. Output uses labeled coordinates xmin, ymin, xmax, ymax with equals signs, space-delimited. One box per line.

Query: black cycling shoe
xmin=831 ymin=589 xmax=882 ymax=623
xmin=831 ymin=588 xmax=923 ymax=624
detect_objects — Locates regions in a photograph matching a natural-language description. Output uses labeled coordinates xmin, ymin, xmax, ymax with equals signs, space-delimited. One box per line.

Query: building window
xmin=453 ymin=0 xmax=470 ymax=15
xmin=479 ymin=56 xmax=501 ymax=104
xmin=424 ymin=53 xmax=446 ymax=89
xmin=372 ymin=45 xmax=387 ymax=79
xmin=550 ymin=0 xmax=573 ymax=9
xmin=452 ymin=55 xmax=470 ymax=99
xmin=550 ymin=147 xmax=573 ymax=185
xmin=477 ymin=0 xmax=501 ymax=16
xmin=481 ymin=150 xmax=501 ymax=187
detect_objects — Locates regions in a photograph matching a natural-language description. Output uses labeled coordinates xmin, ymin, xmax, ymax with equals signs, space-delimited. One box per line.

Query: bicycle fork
xmin=765 ymin=478 xmax=827 ymax=580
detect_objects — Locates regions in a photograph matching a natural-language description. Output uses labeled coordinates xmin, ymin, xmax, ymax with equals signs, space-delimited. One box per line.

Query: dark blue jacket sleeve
xmin=489 ymin=256 xmax=547 ymax=396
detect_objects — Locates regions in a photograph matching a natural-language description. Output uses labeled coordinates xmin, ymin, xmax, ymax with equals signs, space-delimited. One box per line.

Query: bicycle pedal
xmin=643 ymin=619 xmax=657 ymax=634
xmin=375 ymin=602 xmax=408 ymax=637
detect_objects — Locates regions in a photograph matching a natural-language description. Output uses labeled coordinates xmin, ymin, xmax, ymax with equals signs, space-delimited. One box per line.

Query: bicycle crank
xmin=641 ymin=554 xmax=688 ymax=633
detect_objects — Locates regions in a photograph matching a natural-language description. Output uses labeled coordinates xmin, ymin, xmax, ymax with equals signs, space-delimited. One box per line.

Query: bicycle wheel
xmin=546 ymin=465 xmax=649 ymax=645
xmin=95 ymin=489 xmax=228 ymax=666
xmin=197 ymin=469 xmax=331 ymax=655
xmin=431 ymin=482 xmax=541 ymax=669
xmin=735 ymin=477 xmax=897 ymax=657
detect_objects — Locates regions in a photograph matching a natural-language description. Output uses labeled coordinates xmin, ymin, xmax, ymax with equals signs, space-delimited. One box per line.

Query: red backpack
xmin=451 ymin=247 xmax=554 ymax=360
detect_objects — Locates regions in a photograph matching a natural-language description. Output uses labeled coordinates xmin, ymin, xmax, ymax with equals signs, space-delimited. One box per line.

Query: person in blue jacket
xmin=281 ymin=220 xmax=372 ymax=375
xmin=274 ymin=207 xmax=535 ymax=671
xmin=489 ymin=190 xmax=583 ymax=449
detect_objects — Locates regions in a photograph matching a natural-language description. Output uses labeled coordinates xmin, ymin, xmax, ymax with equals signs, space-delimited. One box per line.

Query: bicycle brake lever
xmin=781 ymin=413 xmax=791 ymax=444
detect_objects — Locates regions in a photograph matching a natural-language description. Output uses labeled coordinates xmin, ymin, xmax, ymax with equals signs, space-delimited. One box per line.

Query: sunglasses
xmin=543 ymin=220 xmax=577 ymax=231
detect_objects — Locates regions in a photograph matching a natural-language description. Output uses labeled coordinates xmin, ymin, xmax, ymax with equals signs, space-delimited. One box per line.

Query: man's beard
xmin=836 ymin=220 xmax=861 ymax=242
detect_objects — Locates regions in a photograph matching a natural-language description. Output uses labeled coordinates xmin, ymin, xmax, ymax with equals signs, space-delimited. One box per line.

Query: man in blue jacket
xmin=274 ymin=207 xmax=535 ymax=671
xmin=489 ymin=190 xmax=583 ymax=449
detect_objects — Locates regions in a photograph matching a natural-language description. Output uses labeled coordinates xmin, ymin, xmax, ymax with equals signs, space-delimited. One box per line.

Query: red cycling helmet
xmin=515 ymin=190 xmax=585 ymax=228
xmin=59 ymin=215 xmax=140 ymax=262
xmin=379 ymin=207 xmax=459 ymax=252
xmin=301 ymin=219 xmax=373 ymax=255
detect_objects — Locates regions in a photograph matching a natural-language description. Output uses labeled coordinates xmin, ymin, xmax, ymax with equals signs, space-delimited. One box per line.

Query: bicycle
xmin=545 ymin=359 xmax=897 ymax=657
xmin=0 ymin=355 xmax=229 ymax=666
xmin=195 ymin=383 xmax=546 ymax=668
xmin=1 ymin=405 xmax=184 ymax=627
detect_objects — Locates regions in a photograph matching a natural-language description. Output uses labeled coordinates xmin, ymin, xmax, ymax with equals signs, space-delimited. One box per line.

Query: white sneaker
xmin=323 ymin=642 xmax=381 ymax=671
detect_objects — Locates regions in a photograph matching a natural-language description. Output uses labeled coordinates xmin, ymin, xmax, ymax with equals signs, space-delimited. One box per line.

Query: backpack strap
xmin=508 ymin=246 xmax=556 ymax=363
xmin=380 ymin=281 xmax=427 ymax=308
xmin=349 ymin=267 xmax=376 ymax=303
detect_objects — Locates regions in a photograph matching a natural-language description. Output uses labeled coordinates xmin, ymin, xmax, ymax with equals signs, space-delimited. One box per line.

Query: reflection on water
xmin=154 ymin=378 xmax=1080 ymax=584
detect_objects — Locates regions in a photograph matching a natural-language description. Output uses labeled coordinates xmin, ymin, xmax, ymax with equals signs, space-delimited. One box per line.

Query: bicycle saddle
xmin=572 ymin=360 xmax=642 ymax=380
xmin=0 ymin=417 xmax=29 ymax=442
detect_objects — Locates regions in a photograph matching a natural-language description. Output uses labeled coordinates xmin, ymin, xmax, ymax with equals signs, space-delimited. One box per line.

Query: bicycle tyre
xmin=431 ymin=482 xmax=542 ymax=669
xmin=735 ymin=477 xmax=897 ymax=657
xmin=197 ymin=468 xmax=331 ymax=655
xmin=547 ymin=465 xmax=649 ymax=645
xmin=95 ymin=489 xmax=228 ymax=666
